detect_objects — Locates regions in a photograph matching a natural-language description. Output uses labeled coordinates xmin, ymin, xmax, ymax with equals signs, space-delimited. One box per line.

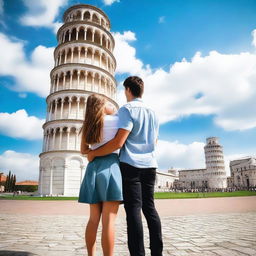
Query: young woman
xmin=78 ymin=94 xmax=123 ymax=256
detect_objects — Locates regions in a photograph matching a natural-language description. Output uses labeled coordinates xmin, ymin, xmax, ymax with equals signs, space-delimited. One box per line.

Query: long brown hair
xmin=80 ymin=94 xmax=106 ymax=145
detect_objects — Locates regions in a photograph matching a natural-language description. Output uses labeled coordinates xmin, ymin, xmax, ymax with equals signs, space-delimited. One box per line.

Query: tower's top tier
xmin=206 ymin=137 xmax=220 ymax=146
xmin=63 ymin=4 xmax=111 ymax=31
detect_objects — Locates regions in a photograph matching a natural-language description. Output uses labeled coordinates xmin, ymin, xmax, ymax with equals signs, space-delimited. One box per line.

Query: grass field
xmin=0 ymin=190 xmax=256 ymax=200
xmin=154 ymin=190 xmax=256 ymax=199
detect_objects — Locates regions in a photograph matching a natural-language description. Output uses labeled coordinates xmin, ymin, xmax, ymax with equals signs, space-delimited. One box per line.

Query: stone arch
xmin=78 ymin=27 xmax=84 ymax=40
xmin=86 ymin=28 xmax=93 ymax=41
xmin=64 ymin=30 xmax=69 ymax=43
xmin=100 ymin=76 xmax=105 ymax=93
xmin=70 ymin=95 xmax=78 ymax=118
xmin=76 ymin=10 xmax=82 ymax=20
xmin=72 ymin=69 xmax=79 ymax=89
xmin=102 ymin=53 xmax=107 ymax=69
xmin=66 ymin=157 xmax=84 ymax=195
xmin=83 ymin=11 xmax=90 ymax=20
xmin=94 ymin=30 xmax=101 ymax=44
xmin=102 ymin=34 xmax=107 ymax=48
xmin=79 ymin=97 xmax=86 ymax=117
xmin=101 ymin=18 xmax=106 ymax=27
xmin=79 ymin=70 xmax=86 ymax=89
xmin=94 ymin=50 xmax=100 ymax=66
xmin=58 ymin=72 xmax=64 ymax=90
xmin=66 ymin=71 xmax=71 ymax=88
xmin=71 ymin=27 xmax=76 ymax=41
xmin=69 ymin=127 xmax=77 ymax=150
xmin=80 ymin=47 xmax=86 ymax=63
xmin=87 ymin=71 xmax=93 ymax=90
xmin=62 ymin=96 xmax=70 ymax=119
xmin=66 ymin=48 xmax=72 ymax=63
xmin=73 ymin=47 xmax=79 ymax=63
xmin=107 ymin=39 xmax=111 ymax=50
xmin=94 ymin=72 xmax=100 ymax=92
xmin=87 ymin=47 xmax=93 ymax=64
xmin=60 ymin=50 xmax=65 ymax=65
xmin=92 ymin=13 xmax=100 ymax=24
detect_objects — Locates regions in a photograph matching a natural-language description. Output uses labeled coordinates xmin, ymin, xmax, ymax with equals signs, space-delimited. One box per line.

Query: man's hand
xmin=87 ymin=150 xmax=95 ymax=162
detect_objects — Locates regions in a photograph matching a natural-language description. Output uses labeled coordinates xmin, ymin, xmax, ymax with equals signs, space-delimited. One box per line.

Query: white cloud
xmin=0 ymin=32 xmax=54 ymax=97
xmin=0 ymin=150 xmax=39 ymax=181
xmin=0 ymin=109 xmax=45 ymax=140
xmin=114 ymin=30 xmax=256 ymax=131
xmin=20 ymin=0 xmax=67 ymax=32
xmin=113 ymin=31 xmax=151 ymax=76
xmin=103 ymin=0 xmax=120 ymax=5
xmin=158 ymin=16 xmax=165 ymax=24
xmin=156 ymin=139 xmax=206 ymax=171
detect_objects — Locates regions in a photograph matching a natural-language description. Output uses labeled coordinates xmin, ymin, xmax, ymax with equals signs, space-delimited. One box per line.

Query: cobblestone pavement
xmin=0 ymin=212 xmax=256 ymax=256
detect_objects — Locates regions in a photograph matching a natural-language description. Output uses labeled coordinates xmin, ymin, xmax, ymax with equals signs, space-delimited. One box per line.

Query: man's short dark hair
xmin=123 ymin=76 xmax=144 ymax=97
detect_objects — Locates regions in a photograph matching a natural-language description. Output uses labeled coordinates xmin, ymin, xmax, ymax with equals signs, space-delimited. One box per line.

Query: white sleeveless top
xmin=91 ymin=114 xmax=119 ymax=154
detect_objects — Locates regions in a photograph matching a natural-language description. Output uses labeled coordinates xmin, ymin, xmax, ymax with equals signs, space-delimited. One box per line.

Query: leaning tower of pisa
xmin=38 ymin=4 xmax=117 ymax=196
xmin=204 ymin=137 xmax=227 ymax=189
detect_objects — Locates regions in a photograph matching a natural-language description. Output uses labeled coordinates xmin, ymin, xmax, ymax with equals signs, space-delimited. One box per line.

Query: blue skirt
xmin=78 ymin=153 xmax=123 ymax=204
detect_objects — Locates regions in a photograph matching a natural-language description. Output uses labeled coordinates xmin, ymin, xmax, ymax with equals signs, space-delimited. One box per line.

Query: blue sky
xmin=0 ymin=0 xmax=256 ymax=180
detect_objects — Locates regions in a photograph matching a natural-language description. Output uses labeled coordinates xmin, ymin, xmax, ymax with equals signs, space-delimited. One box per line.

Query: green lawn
xmin=0 ymin=190 xmax=256 ymax=200
xmin=0 ymin=195 xmax=78 ymax=200
xmin=154 ymin=190 xmax=256 ymax=199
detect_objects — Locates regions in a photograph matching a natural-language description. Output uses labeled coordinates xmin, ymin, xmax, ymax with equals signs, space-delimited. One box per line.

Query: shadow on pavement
xmin=0 ymin=251 xmax=36 ymax=256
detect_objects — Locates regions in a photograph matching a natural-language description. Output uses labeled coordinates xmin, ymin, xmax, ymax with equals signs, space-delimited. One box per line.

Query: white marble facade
xmin=155 ymin=170 xmax=179 ymax=191
xmin=39 ymin=4 xmax=117 ymax=196
xmin=229 ymin=157 xmax=256 ymax=188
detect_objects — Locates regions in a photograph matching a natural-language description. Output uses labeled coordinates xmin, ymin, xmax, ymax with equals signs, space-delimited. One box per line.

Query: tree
xmin=5 ymin=171 xmax=14 ymax=192
xmin=10 ymin=174 xmax=14 ymax=192
xmin=13 ymin=175 xmax=16 ymax=191
xmin=5 ymin=171 xmax=11 ymax=192
xmin=0 ymin=172 xmax=4 ymax=186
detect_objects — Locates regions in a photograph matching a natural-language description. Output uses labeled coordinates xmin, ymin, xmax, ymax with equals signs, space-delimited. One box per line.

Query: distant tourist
xmin=87 ymin=76 xmax=163 ymax=256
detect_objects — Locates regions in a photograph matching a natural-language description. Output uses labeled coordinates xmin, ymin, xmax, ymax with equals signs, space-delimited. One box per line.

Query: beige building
xmin=39 ymin=4 xmax=117 ymax=196
xmin=155 ymin=169 xmax=179 ymax=191
xmin=178 ymin=169 xmax=207 ymax=190
xmin=229 ymin=157 xmax=256 ymax=188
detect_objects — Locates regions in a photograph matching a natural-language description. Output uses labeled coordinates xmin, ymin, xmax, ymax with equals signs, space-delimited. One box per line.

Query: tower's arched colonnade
xmin=39 ymin=4 xmax=118 ymax=196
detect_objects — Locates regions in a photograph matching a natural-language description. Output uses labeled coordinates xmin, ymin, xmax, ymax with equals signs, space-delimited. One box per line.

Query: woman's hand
xmin=87 ymin=150 xmax=95 ymax=162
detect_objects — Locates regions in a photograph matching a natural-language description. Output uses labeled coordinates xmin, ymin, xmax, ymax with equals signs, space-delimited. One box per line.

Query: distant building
xmin=0 ymin=173 xmax=6 ymax=183
xmin=229 ymin=157 xmax=256 ymax=188
xmin=177 ymin=137 xmax=227 ymax=190
xmin=0 ymin=173 xmax=6 ymax=192
xmin=178 ymin=169 xmax=207 ymax=189
xmin=155 ymin=169 xmax=178 ymax=191
xmin=16 ymin=181 xmax=39 ymax=186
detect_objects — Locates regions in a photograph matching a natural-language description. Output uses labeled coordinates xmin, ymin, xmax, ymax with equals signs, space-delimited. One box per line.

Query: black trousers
xmin=120 ymin=162 xmax=163 ymax=256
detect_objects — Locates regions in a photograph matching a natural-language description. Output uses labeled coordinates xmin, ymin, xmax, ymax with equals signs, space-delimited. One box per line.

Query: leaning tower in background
xmin=38 ymin=4 xmax=117 ymax=196
xmin=204 ymin=137 xmax=227 ymax=189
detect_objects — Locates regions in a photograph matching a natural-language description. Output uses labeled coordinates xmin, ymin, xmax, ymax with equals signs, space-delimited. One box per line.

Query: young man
xmin=87 ymin=76 xmax=163 ymax=256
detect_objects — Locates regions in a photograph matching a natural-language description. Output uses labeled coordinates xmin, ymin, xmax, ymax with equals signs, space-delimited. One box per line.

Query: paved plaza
xmin=0 ymin=197 xmax=256 ymax=256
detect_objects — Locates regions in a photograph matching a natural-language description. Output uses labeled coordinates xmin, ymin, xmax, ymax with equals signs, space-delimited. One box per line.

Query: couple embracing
xmin=79 ymin=76 xmax=163 ymax=256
